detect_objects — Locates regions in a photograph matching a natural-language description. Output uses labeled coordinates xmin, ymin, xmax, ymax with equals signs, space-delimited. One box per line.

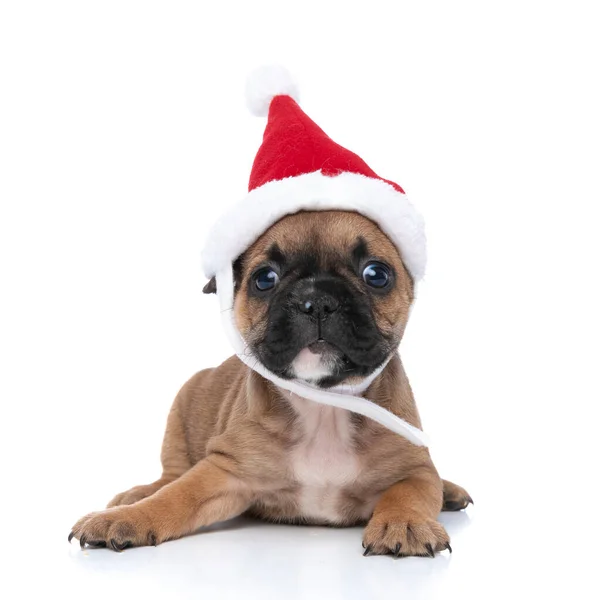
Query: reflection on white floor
xmin=65 ymin=512 xmax=473 ymax=600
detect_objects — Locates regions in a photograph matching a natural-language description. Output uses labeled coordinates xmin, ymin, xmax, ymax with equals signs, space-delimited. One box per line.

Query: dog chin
xmin=289 ymin=342 xmax=343 ymax=384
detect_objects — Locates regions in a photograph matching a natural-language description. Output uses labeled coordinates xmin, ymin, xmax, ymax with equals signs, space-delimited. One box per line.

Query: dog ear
xmin=233 ymin=255 xmax=244 ymax=290
xmin=203 ymin=277 xmax=217 ymax=294
xmin=203 ymin=256 xmax=243 ymax=295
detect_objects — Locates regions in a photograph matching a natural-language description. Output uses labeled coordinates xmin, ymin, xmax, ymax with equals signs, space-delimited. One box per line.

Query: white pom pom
xmin=245 ymin=65 xmax=300 ymax=117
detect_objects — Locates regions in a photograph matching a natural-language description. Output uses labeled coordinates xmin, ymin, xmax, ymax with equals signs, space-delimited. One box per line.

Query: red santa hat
xmin=202 ymin=65 xmax=426 ymax=282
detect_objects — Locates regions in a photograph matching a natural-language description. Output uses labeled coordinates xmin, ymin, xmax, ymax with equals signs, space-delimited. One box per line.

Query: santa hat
xmin=202 ymin=65 xmax=426 ymax=283
xmin=200 ymin=66 xmax=428 ymax=447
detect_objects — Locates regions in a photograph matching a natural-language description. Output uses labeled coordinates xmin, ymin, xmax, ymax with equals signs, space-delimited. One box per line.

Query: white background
xmin=1 ymin=1 xmax=599 ymax=598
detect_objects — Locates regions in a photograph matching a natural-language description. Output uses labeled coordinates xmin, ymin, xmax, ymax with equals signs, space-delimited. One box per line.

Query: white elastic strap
xmin=215 ymin=265 xmax=429 ymax=447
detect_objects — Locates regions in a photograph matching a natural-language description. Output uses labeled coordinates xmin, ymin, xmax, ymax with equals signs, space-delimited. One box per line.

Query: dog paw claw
xmin=109 ymin=539 xmax=130 ymax=552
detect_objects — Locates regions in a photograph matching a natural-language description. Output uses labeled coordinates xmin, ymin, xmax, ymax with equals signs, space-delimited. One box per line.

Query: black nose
xmin=297 ymin=294 xmax=340 ymax=317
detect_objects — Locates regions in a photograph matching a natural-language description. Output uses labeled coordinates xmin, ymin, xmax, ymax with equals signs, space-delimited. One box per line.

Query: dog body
xmin=71 ymin=211 xmax=471 ymax=556
xmin=130 ymin=353 xmax=425 ymax=527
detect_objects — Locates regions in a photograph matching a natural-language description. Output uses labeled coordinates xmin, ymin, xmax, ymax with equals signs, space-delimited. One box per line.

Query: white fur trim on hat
xmin=245 ymin=65 xmax=300 ymax=117
xmin=201 ymin=170 xmax=426 ymax=281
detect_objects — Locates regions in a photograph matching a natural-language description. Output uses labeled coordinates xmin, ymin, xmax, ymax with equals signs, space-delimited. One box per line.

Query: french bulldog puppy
xmin=70 ymin=210 xmax=471 ymax=557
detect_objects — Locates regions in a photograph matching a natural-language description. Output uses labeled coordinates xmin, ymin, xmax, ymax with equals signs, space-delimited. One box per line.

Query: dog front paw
xmin=362 ymin=513 xmax=451 ymax=558
xmin=69 ymin=506 xmax=160 ymax=551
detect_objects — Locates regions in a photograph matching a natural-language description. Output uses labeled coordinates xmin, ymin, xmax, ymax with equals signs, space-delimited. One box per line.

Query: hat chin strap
xmin=215 ymin=265 xmax=429 ymax=448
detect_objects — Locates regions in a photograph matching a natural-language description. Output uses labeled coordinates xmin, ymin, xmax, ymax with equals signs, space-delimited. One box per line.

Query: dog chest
xmin=288 ymin=396 xmax=360 ymax=523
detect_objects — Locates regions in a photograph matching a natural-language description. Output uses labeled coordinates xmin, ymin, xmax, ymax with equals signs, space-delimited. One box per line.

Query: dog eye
xmin=254 ymin=268 xmax=280 ymax=291
xmin=362 ymin=263 xmax=390 ymax=288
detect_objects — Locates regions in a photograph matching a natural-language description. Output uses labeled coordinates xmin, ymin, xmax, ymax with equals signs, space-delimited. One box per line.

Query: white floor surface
xmin=9 ymin=491 xmax=591 ymax=600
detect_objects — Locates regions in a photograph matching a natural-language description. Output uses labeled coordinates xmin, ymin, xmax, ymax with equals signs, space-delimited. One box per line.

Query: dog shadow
xmin=438 ymin=508 xmax=472 ymax=535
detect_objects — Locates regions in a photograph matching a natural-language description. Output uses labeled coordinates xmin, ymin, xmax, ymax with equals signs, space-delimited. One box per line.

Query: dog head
xmin=205 ymin=211 xmax=414 ymax=388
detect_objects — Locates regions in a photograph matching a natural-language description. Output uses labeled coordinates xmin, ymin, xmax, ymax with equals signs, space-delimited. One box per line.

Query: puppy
xmin=70 ymin=210 xmax=471 ymax=557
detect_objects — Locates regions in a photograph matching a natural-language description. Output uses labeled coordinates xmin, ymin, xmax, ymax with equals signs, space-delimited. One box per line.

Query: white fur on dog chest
xmin=288 ymin=395 xmax=360 ymax=523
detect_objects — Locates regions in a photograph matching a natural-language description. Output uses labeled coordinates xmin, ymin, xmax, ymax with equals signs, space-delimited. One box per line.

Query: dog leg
xmin=442 ymin=479 xmax=473 ymax=511
xmin=107 ymin=401 xmax=193 ymax=508
xmin=107 ymin=477 xmax=178 ymax=508
xmin=71 ymin=457 xmax=251 ymax=550
xmin=362 ymin=471 xmax=450 ymax=557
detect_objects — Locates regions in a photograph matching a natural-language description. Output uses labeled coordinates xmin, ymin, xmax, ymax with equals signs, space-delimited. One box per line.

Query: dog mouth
xmin=254 ymin=328 xmax=393 ymax=386
xmin=306 ymin=338 xmax=338 ymax=354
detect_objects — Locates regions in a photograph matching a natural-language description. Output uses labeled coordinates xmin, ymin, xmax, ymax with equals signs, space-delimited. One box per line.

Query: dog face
xmin=222 ymin=211 xmax=414 ymax=387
